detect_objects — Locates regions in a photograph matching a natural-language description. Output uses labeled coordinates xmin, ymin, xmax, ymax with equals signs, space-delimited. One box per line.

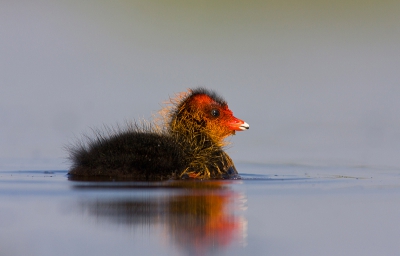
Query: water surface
xmin=1 ymin=164 xmax=399 ymax=256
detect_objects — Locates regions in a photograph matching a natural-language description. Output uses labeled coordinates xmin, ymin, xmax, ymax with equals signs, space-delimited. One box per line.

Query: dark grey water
xmin=1 ymin=164 xmax=400 ymax=256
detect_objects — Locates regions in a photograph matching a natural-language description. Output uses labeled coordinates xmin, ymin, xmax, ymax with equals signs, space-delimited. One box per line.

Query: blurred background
xmin=1 ymin=0 xmax=399 ymax=171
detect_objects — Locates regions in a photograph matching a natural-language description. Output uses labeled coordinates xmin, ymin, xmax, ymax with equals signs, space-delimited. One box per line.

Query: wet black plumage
xmin=67 ymin=88 xmax=249 ymax=180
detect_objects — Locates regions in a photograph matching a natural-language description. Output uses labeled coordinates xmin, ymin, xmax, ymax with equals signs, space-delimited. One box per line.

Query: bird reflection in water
xmin=72 ymin=180 xmax=247 ymax=255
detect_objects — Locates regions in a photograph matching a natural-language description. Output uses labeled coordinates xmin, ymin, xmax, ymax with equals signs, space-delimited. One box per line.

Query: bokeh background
xmin=1 ymin=0 xmax=399 ymax=171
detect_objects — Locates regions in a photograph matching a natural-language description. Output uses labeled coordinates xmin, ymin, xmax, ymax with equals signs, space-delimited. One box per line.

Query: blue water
xmin=1 ymin=164 xmax=400 ymax=256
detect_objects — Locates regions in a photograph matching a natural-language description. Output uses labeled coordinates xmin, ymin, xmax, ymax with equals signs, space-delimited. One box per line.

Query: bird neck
xmin=169 ymin=117 xmax=225 ymax=148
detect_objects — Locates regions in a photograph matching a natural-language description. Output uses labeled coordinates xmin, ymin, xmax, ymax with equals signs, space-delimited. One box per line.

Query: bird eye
xmin=211 ymin=109 xmax=220 ymax=117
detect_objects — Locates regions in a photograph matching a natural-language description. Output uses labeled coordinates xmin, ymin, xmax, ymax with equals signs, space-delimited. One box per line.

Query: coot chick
xmin=67 ymin=88 xmax=249 ymax=180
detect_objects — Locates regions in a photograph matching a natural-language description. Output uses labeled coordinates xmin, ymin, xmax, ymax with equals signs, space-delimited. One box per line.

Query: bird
xmin=67 ymin=88 xmax=249 ymax=180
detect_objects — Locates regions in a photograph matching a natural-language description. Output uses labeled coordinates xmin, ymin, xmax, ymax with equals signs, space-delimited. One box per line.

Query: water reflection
xmin=71 ymin=180 xmax=247 ymax=255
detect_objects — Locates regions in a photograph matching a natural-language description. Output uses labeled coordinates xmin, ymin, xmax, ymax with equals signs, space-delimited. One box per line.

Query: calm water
xmin=1 ymin=163 xmax=400 ymax=256
xmin=2 ymin=2 xmax=399 ymax=255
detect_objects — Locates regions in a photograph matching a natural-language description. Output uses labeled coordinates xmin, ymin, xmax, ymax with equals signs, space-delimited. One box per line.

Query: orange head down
xmin=167 ymin=88 xmax=249 ymax=146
